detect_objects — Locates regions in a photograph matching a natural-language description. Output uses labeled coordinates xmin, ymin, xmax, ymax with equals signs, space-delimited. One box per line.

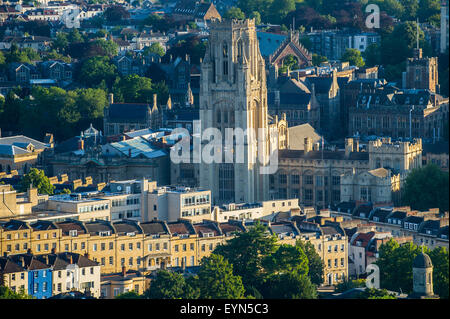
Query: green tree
xmin=418 ymin=0 xmax=441 ymax=25
xmin=0 ymin=286 xmax=33 ymax=299
xmin=104 ymin=5 xmax=130 ymax=23
xmin=261 ymin=273 xmax=317 ymax=299
xmin=144 ymin=270 xmax=187 ymax=299
xmin=61 ymin=188 xmax=71 ymax=194
xmin=341 ymin=48 xmax=365 ymax=68
xmin=249 ymin=11 xmax=262 ymax=24
xmin=213 ymin=222 xmax=277 ymax=290
xmin=312 ymin=53 xmax=328 ymax=66
xmin=115 ymin=291 xmax=142 ymax=299
xmin=296 ymin=240 xmax=324 ymax=285
xmin=372 ymin=0 xmax=405 ymax=19
xmin=78 ymin=56 xmax=118 ymax=88
xmin=112 ymin=74 xmax=153 ymax=103
xmin=75 ymin=88 xmax=108 ymax=121
xmin=224 ymin=7 xmax=245 ymax=20
xmin=19 ymin=168 xmax=55 ymax=195
xmin=279 ymin=55 xmax=299 ymax=74
xmin=358 ymin=288 xmax=397 ymax=299
xmin=363 ymin=43 xmax=381 ymax=67
xmin=376 ymin=239 xmax=422 ymax=294
xmin=262 ymin=244 xmax=309 ymax=276
xmin=0 ymin=50 xmax=5 ymax=65
xmin=268 ymin=0 xmax=296 ymax=24
xmin=67 ymin=28 xmax=84 ymax=44
xmin=399 ymin=0 xmax=419 ymax=21
xmin=144 ymin=43 xmax=165 ymax=57
xmin=335 ymin=277 xmax=366 ymax=293
xmin=53 ymin=32 xmax=69 ymax=53
xmin=428 ymin=247 xmax=449 ymax=299
xmin=401 ymin=164 xmax=449 ymax=213
xmin=93 ymin=39 xmax=119 ymax=57
xmin=195 ymin=254 xmax=245 ymax=299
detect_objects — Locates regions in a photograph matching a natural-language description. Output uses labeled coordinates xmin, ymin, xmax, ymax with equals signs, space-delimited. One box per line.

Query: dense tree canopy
xmin=19 ymin=168 xmax=55 ymax=195
xmin=0 ymin=286 xmax=33 ymax=299
xmin=224 ymin=7 xmax=246 ymax=20
xmin=213 ymin=222 xmax=278 ymax=290
xmin=296 ymin=240 xmax=324 ymax=285
xmin=376 ymin=239 xmax=449 ymax=298
xmin=144 ymin=270 xmax=188 ymax=299
xmin=194 ymin=254 xmax=246 ymax=299
xmin=78 ymin=56 xmax=118 ymax=88
xmin=402 ymin=164 xmax=449 ymax=213
xmin=341 ymin=48 xmax=365 ymax=68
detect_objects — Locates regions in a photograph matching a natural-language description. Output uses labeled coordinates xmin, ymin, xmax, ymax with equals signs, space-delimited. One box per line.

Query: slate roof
xmin=0 ymin=135 xmax=50 ymax=155
xmin=55 ymin=221 xmax=87 ymax=236
xmin=334 ymin=201 xmax=356 ymax=214
xmin=413 ymin=253 xmax=433 ymax=268
xmin=305 ymin=76 xmax=333 ymax=95
xmin=9 ymin=254 xmax=50 ymax=270
xmin=30 ymin=220 xmax=58 ymax=231
xmin=0 ymin=219 xmax=30 ymax=231
xmin=84 ymin=221 xmax=115 ymax=235
xmin=404 ymin=215 xmax=424 ymax=224
xmin=422 ymin=141 xmax=449 ymax=155
xmin=107 ymin=103 xmax=151 ymax=121
xmin=321 ymin=226 xmax=341 ymax=236
xmin=108 ymin=137 xmax=167 ymax=159
xmin=112 ymin=220 xmax=142 ymax=235
xmin=288 ymin=124 xmax=322 ymax=151
xmin=0 ymin=257 xmax=26 ymax=273
xmin=218 ymin=222 xmax=245 ymax=236
xmin=167 ymin=222 xmax=194 ymax=236
xmin=140 ymin=221 xmax=169 ymax=236
xmin=257 ymin=32 xmax=287 ymax=57
xmin=270 ymin=223 xmax=299 ymax=236
xmin=388 ymin=211 xmax=407 ymax=220
xmin=36 ymin=254 xmax=69 ymax=271
xmin=193 ymin=223 xmax=221 ymax=237
xmin=369 ymin=208 xmax=393 ymax=222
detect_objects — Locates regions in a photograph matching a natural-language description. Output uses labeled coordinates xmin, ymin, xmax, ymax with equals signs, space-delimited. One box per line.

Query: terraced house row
xmin=1 ymin=215 xmax=349 ymax=286
xmin=0 ymin=218 xmax=247 ymax=274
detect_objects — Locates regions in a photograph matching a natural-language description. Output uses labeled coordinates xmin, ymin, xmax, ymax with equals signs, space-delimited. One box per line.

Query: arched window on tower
xmin=223 ymin=42 xmax=228 ymax=76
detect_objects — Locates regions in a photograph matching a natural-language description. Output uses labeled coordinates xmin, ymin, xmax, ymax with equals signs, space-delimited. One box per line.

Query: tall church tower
xmin=199 ymin=19 xmax=270 ymax=205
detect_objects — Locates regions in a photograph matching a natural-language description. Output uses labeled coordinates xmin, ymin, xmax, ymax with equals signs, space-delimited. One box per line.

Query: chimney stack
xmin=304 ymin=137 xmax=312 ymax=154
xmin=122 ymin=266 xmax=127 ymax=277
xmin=108 ymin=93 xmax=114 ymax=104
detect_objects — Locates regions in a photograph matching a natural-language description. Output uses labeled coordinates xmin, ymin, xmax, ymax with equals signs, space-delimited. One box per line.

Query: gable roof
xmin=107 ymin=103 xmax=151 ymax=121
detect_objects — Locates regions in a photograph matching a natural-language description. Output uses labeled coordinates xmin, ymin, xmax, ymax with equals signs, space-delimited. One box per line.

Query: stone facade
xmin=199 ymin=19 xmax=270 ymax=205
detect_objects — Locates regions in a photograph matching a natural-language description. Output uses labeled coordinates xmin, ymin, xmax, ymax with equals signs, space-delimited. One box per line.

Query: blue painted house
xmin=9 ymin=254 xmax=53 ymax=299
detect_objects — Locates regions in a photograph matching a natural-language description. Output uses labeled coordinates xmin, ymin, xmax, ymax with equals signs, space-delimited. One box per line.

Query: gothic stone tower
xmin=199 ymin=19 xmax=270 ymax=205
